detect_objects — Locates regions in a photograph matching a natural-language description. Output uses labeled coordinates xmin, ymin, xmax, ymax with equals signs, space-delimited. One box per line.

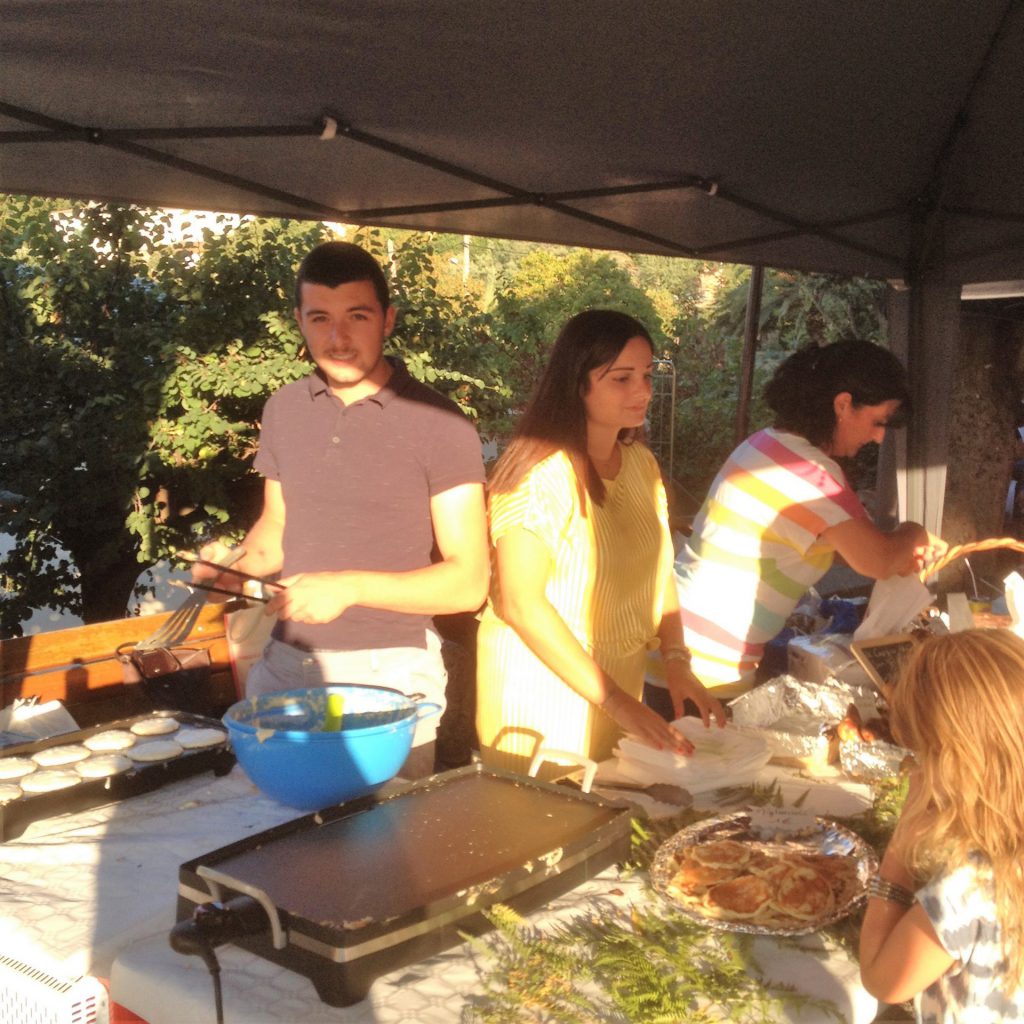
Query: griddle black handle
xmin=172 ymin=894 xmax=269 ymax=954
xmin=170 ymin=895 xmax=271 ymax=1023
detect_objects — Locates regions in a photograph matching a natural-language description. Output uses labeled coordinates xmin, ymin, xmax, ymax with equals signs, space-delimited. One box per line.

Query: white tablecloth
xmin=0 ymin=761 xmax=878 ymax=1023
xmin=0 ymin=766 xmax=299 ymax=980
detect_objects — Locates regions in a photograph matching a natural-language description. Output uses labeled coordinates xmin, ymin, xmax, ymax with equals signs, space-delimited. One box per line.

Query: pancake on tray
xmin=32 ymin=744 xmax=91 ymax=767
xmin=76 ymin=753 xmax=133 ymax=779
xmin=666 ymin=850 xmax=736 ymax=899
xmin=0 ymin=757 xmax=37 ymax=780
xmin=84 ymin=730 xmax=136 ymax=752
xmin=175 ymin=727 xmax=226 ymax=749
xmin=666 ymin=841 xmax=858 ymax=929
xmin=771 ymin=869 xmax=835 ymax=920
xmin=128 ymin=739 xmax=183 ymax=762
xmin=702 ymin=874 xmax=775 ymax=920
xmin=21 ymin=768 xmax=82 ymax=793
xmin=131 ymin=717 xmax=180 ymax=736
xmin=690 ymin=839 xmax=750 ymax=869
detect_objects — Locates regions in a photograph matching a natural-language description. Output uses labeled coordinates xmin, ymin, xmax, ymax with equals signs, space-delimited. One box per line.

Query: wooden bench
xmin=0 ymin=601 xmax=245 ymax=728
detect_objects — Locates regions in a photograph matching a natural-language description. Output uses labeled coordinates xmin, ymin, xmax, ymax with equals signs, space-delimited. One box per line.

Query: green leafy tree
xmin=707 ymin=269 xmax=886 ymax=352
xmin=0 ymin=197 xmax=330 ymax=634
xmin=490 ymin=249 xmax=668 ymax=425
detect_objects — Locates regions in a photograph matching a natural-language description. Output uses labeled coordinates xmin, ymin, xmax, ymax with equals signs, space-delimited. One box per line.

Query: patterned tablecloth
xmin=0 ymin=760 xmax=878 ymax=1023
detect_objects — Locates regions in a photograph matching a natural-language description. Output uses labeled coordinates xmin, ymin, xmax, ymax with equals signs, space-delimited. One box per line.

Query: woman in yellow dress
xmin=476 ymin=310 xmax=725 ymax=777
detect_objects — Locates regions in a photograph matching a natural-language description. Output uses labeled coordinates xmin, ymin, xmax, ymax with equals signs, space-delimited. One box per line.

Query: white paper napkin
xmin=853 ymin=574 xmax=934 ymax=640
xmin=614 ymin=719 xmax=771 ymax=794
xmin=1003 ymin=571 xmax=1024 ymax=639
xmin=0 ymin=698 xmax=79 ymax=741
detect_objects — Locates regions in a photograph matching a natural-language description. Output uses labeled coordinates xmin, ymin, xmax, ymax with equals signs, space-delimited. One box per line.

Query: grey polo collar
xmin=305 ymin=356 xmax=411 ymax=408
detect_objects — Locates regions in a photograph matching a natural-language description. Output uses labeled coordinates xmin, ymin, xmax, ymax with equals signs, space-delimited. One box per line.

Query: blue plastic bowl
xmin=223 ymin=685 xmax=441 ymax=810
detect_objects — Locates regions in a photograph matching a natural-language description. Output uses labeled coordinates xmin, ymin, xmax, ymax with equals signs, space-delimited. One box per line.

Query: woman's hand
xmin=665 ymin=661 xmax=728 ymax=728
xmin=892 ymin=525 xmax=948 ymax=577
xmin=910 ymin=531 xmax=948 ymax=574
xmin=822 ymin=519 xmax=947 ymax=580
xmin=601 ymin=688 xmax=694 ymax=754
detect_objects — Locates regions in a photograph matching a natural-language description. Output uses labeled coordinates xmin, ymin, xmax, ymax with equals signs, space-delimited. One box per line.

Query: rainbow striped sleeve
xmin=674 ymin=428 xmax=865 ymax=691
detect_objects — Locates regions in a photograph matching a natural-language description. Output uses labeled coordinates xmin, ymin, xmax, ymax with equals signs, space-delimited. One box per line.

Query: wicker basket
xmin=918 ymin=537 xmax=1024 ymax=583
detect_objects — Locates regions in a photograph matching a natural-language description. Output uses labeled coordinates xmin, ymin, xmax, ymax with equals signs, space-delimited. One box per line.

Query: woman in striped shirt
xmin=476 ymin=310 xmax=725 ymax=777
xmin=670 ymin=339 xmax=945 ymax=698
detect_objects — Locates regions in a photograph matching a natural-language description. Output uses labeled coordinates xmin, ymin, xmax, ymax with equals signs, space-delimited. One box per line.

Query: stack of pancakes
xmin=666 ymin=838 xmax=858 ymax=928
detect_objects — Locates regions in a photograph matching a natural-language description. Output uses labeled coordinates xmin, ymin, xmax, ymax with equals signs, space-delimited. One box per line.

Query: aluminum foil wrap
xmin=838 ymin=738 xmax=912 ymax=782
xmin=729 ymin=674 xmax=879 ymax=760
xmin=650 ymin=810 xmax=877 ymax=936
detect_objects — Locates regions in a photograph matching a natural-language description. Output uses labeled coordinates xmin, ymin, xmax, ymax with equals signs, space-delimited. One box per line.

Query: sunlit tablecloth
xmin=0 ymin=766 xmax=298 ymax=978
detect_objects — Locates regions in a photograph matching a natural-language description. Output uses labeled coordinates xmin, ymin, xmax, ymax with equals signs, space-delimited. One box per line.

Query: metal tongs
xmin=133 ymin=548 xmax=247 ymax=652
xmin=171 ymin=552 xmax=286 ymax=604
xmin=587 ymin=778 xmax=694 ymax=808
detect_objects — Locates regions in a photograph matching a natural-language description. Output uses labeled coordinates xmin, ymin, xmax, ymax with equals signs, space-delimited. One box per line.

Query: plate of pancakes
xmin=650 ymin=811 xmax=877 ymax=935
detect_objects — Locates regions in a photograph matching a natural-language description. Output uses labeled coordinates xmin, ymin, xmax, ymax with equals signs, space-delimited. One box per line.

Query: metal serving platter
xmin=0 ymin=710 xmax=234 ymax=841
xmin=176 ymin=763 xmax=634 ymax=1007
xmin=650 ymin=810 xmax=877 ymax=936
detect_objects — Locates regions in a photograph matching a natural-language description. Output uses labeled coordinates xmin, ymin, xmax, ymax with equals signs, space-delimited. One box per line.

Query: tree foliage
xmin=490 ymin=248 xmax=668 ymax=420
xmin=354 ymin=228 xmax=511 ymax=428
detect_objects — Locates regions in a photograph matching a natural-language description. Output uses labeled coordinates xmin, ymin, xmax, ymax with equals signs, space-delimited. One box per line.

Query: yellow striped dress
xmin=476 ymin=443 xmax=673 ymax=777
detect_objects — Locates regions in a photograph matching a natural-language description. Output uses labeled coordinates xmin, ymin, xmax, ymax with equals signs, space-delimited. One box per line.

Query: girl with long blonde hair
xmin=860 ymin=628 xmax=1024 ymax=1021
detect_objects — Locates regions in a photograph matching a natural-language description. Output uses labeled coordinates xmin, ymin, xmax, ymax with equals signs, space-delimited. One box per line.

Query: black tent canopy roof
xmin=3 ymin=0 xmax=1024 ymax=284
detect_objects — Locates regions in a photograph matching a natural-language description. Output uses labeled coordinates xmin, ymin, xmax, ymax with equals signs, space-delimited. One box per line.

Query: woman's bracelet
xmin=866 ymin=875 xmax=915 ymax=907
xmin=662 ymin=645 xmax=693 ymax=667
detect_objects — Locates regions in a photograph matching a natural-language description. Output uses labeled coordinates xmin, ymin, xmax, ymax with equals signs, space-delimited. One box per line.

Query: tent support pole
xmin=884 ymin=278 xmax=960 ymax=537
xmin=735 ymin=265 xmax=764 ymax=444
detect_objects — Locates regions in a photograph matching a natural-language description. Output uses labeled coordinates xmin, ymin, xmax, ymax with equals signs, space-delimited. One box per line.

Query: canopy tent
xmin=4 ymin=0 xmax=1024 ymax=531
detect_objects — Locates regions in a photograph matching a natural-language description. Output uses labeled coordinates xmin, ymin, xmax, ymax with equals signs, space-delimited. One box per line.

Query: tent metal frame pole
xmin=0 ymin=96 xmax=917 ymax=270
xmin=699 ymin=206 xmax=907 ymax=259
xmin=735 ymin=265 xmax=765 ymax=444
xmin=904 ymin=0 xmax=1018 ymax=277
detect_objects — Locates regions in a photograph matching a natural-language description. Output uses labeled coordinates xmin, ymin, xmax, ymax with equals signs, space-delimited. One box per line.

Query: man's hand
xmin=268 ymin=572 xmax=364 ymax=624
xmin=187 ymin=541 xmax=246 ymax=600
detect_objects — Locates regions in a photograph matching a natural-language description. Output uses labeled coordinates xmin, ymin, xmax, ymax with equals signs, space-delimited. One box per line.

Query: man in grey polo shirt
xmin=196 ymin=241 xmax=489 ymax=776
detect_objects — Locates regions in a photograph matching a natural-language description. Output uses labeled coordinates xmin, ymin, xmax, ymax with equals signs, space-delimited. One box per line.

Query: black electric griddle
xmin=0 ymin=711 xmax=234 ymax=841
xmin=177 ymin=763 xmax=634 ymax=1006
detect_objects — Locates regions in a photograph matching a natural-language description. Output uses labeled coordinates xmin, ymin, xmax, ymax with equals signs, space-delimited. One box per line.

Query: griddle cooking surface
xmin=206 ymin=772 xmax=620 ymax=924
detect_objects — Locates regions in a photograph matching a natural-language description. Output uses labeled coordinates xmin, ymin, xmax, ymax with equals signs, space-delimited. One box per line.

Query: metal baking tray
xmin=176 ymin=763 xmax=634 ymax=1006
xmin=0 ymin=710 xmax=234 ymax=841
